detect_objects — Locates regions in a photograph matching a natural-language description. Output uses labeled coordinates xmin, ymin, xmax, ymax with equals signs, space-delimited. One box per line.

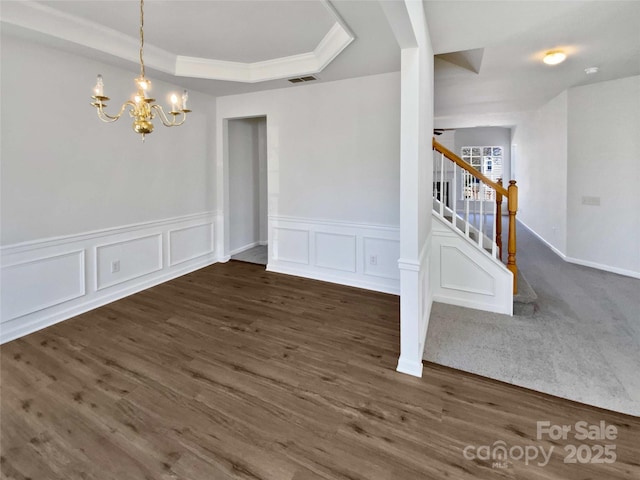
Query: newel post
xmin=496 ymin=178 xmax=503 ymax=261
xmin=507 ymin=180 xmax=518 ymax=294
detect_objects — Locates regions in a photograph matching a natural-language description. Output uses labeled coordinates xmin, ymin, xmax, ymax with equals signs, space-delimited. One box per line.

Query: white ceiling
xmin=1 ymin=0 xmax=400 ymax=96
xmin=39 ymin=0 xmax=336 ymax=63
xmin=426 ymin=0 xmax=640 ymax=128
xmin=3 ymin=0 xmax=637 ymax=120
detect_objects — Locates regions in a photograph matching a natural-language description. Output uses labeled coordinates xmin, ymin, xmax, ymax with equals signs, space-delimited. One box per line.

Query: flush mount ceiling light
xmin=543 ymin=50 xmax=567 ymax=65
xmin=585 ymin=66 xmax=600 ymax=75
xmin=90 ymin=0 xmax=190 ymax=141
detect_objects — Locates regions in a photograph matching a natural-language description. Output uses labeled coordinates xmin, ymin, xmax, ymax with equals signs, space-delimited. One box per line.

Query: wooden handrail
xmin=496 ymin=178 xmax=503 ymax=261
xmin=432 ymin=138 xmax=518 ymax=295
xmin=507 ymin=180 xmax=518 ymax=294
xmin=433 ymin=139 xmax=508 ymax=196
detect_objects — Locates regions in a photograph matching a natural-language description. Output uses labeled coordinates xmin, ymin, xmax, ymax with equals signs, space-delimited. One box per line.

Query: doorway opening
xmin=227 ymin=116 xmax=268 ymax=266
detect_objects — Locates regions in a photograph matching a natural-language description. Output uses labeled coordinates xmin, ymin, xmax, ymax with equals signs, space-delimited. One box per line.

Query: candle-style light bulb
xmin=137 ymin=77 xmax=150 ymax=91
xmin=94 ymin=74 xmax=104 ymax=97
xmin=181 ymin=89 xmax=188 ymax=110
xmin=171 ymin=94 xmax=178 ymax=112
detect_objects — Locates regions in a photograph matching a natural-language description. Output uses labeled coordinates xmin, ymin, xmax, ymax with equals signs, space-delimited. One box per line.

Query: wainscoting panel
xmin=96 ymin=234 xmax=162 ymax=291
xmin=273 ymin=228 xmax=309 ymax=265
xmin=440 ymin=246 xmax=495 ymax=296
xmin=1 ymin=250 xmax=85 ymax=321
xmin=315 ymin=232 xmax=356 ymax=272
xmin=0 ymin=212 xmax=219 ymax=344
xmin=363 ymin=237 xmax=401 ymax=280
xmin=431 ymin=214 xmax=512 ymax=315
xmin=268 ymin=216 xmax=399 ymax=294
xmin=169 ymin=223 xmax=215 ymax=267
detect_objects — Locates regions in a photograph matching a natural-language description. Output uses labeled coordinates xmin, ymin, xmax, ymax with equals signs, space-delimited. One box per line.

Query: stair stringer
xmin=431 ymin=213 xmax=513 ymax=315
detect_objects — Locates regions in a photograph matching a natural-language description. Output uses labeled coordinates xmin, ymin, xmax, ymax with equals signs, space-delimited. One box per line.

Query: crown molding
xmin=1 ymin=0 xmax=354 ymax=83
xmin=0 ymin=1 xmax=177 ymax=74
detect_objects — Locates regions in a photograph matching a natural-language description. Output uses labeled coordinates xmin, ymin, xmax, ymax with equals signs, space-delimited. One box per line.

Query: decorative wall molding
xmin=268 ymin=216 xmax=400 ymax=294
xmin=419 ymin=235 xmax=432 ymax=359
xmin=440 ymin=245 xmax=496 ymax=296
xmin=168 ymin=222 xmax=215 ymax=267
xmin=1 ymin=1 xmax=353 ymax=83
xmin=314 ymin=232 xmax=357 ymax=272
xmin=1 ymin=250 xmax=85 ymax=321
xmin=1 ymin=212 xmax=218 ymax=344
xmin=95 ymin=234 xmax=163 ymax=291
xmin=1 ymin=211 xmax=216 ymax=255
xmin=272 ymin=228 xmax=310 ymax=265
xmin=431 ymin=214 xmax=513 ymax=315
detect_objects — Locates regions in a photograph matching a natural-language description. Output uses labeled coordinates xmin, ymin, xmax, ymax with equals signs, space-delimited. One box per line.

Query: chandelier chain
xmin=139 ymin=0 xmax=145 ymax=78
xmin=91 ymin=0 xmax=190 ymax=141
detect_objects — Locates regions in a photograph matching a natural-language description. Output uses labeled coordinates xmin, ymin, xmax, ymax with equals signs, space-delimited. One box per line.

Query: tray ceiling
xmin=3 ymin=0 xmax=355 ymax=82
xmin=38 ymin=0 xmax=336 ymax=63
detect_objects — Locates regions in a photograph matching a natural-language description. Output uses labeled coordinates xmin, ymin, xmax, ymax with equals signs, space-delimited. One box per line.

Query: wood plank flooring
xmin=1 ymin=261 xmax=638 ymax=480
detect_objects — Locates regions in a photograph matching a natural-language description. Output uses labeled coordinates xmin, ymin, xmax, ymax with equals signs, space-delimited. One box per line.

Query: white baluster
xmin=474 ymin=183 xmax=482 ymax=245
xmin=491 ymin=186 xmax=497 ymax=257
xmin=478 ymin=183 xmax=484 ymax=248
xmin=452 ymin=164 xmax=457 ymax=230
xmin=433 ymin=151 xmax=437 ymax=201
xmin=440 ymin=153 xmax=444 ymax=217
xmin=465 ymin=197 xmax=470 ymax=236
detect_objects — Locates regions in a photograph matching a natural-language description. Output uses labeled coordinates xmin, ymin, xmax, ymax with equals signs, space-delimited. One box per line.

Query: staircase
xmin=431 ymin=139 xmax=535 ymax=316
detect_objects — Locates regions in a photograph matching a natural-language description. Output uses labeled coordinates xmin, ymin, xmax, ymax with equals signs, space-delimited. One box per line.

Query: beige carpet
xmin=424 ymin=221 xmax=640 ymax=416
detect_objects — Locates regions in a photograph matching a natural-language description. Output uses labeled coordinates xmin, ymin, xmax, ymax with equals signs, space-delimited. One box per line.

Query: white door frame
xmin=219 ymin=115 xmax=269 ymax=264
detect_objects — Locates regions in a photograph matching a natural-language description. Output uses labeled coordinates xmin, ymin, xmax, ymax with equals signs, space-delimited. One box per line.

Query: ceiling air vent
xmin=288 ymin=75 xmax=317 ymax=84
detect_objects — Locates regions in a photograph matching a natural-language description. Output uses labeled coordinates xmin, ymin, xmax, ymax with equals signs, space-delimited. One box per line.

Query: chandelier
xmin=90 ymin=0 xmax=190 ymax=141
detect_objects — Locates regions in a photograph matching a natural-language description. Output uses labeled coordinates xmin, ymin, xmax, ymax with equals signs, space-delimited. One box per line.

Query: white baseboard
xmin=1 ymin=212 xmax=219 ymax=344
xmin=432 ymin=293 xmax=512 ymax=316
xmin=518 ymin=220 xmax=640 ymax=279
xmin=0 ymin=255 xmax=217 ymax=344
xmin=268 ymin=216 xmax=400 ymax=295
xmin=266 ymin=264 xmax=399 ymax=295
xmin=564 ymin=257 xmax=640 ymax=279
xmin=396 ymin=356 xmax=423 ymax=377
xmin=517 ymin=219 xmax=567 ymax=259
xmin=230 ymin=242 xmax=260 ymax=256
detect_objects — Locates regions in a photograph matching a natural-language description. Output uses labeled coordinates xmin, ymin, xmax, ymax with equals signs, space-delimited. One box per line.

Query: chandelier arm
xmin=151 ymin=104 xmax=187 ymax=127
xmin=91 ymin=0 xmax=190 ymax=138
xmin=96 ymin=101 xmax=137 ymax=122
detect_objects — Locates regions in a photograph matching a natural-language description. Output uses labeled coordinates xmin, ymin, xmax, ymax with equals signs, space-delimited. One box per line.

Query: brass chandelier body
xmin=90 ymin=0 xmax=190 ymax=141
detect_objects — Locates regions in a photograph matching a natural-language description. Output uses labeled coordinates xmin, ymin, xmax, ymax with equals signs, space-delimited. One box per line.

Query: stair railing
xmin=432 ymin=139 xmax=518 ymax=293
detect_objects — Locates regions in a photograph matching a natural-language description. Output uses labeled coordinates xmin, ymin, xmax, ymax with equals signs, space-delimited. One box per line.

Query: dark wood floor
xmin=1 ymin=261 xmax=638 ymax=480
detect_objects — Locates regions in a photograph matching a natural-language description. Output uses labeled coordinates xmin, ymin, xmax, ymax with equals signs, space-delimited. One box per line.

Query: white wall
xmin=1 ymin=34 xmax=217 ymax=245
xmin=228 ymin=117 xmax=267 ymax=253
xmin=0 ymin=33 xmax=218 ymax=341
xmin=216 ymin=72 xmax=402 ymax=293
xmin=218 ymin=71 xmax=401 ymax=227
xmin=435 ymin=130 xmax=455 ymax=151
xmin=513 ymin=76 xmax=640 ymax=278
xmin=567 ymin=76 xmax=640 ymax=276
xmin=511 ymin=91 xmax=568 ymax=255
